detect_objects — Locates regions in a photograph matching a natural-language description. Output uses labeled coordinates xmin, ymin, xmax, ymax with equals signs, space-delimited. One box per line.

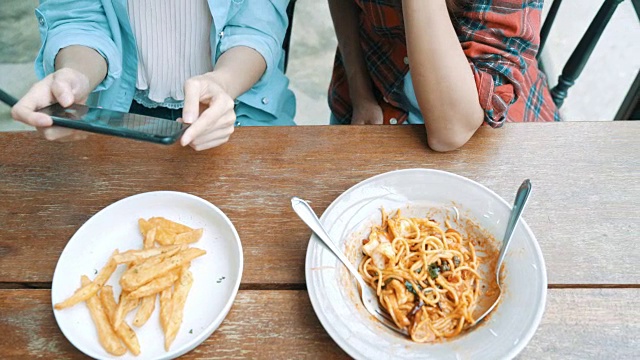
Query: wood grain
xmin=0 ymin=123 xmax=638 ymax=285
xmin=1 ymin=289 xmax=638 ymax=359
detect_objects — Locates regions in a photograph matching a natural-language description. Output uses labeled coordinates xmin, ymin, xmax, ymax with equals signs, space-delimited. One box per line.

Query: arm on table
xmin=403 ymin=0 xmax=484 ymax=152
xmin=328 ymin=0 xmax=382 ymax=124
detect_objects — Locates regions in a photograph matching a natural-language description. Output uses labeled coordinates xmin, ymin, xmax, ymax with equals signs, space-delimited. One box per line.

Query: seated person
xmin=328 ymin=0 xmax=560 ymax=151
xmin=12 ymin=0 xmax=296 ymax=150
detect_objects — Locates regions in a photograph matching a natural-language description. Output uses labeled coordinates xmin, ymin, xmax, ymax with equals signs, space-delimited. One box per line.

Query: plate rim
xmin=304 ymin=168 xmax=547 ymax=360
xmin=50 ymin=190 xmax=244 ymax=360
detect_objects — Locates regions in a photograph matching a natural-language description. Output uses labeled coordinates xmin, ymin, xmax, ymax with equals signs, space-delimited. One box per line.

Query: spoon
xmin=290 ymin=197 xmax=408 ymax=335
xmin=473 ymin=179 xmax=532 ymax=325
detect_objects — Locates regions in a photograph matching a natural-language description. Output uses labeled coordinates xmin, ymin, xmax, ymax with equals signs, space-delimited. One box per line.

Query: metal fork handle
xmin=291 ymin=197 xmax=367 ymax=289
xmin=497 ymin=180 xmax=532 ymax=271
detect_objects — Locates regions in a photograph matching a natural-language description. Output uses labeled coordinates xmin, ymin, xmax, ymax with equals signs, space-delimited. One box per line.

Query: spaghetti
xmin=358 ymin=209 xmax=492 ymax=342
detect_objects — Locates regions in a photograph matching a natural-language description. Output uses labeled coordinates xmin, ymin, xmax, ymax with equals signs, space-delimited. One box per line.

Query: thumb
xmin=182 ymin=79 xmax=204 ymax=124
xmin=50 ymin=77 xmax=75 ymax=108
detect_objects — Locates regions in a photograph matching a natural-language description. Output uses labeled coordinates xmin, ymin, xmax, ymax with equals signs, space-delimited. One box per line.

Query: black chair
xmin=283 ymin=0 xmax=297 ymax=73
xmin=0 ymin=88 xmax=17 ymax=108
xmin=539 ymin=0 xmax=639 ymax=119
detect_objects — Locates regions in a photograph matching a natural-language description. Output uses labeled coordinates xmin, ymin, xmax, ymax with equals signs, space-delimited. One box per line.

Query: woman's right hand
xmin=11 ymin=68 xmax=92 ymax=141
xmin=351 ymin=99 xmax=384 ymax=125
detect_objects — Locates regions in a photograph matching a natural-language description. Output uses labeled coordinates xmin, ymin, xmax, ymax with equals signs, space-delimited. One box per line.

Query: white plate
xmin=51 ymin=191 xmax=243 ymax=359
xmin=305 ymin=169 xmax=547 ymax=360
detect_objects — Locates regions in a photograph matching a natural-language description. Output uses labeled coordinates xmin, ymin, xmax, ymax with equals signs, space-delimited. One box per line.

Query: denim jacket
xmin=34 ymin=0 xmax=296 ymax=126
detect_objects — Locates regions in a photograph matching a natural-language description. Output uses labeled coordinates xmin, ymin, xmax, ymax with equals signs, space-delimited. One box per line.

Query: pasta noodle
xmin=358 ymin=208 xmax=495 ymax=342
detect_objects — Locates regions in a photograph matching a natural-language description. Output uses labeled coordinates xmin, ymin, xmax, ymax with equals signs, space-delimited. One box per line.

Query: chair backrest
xmin=539 ymin=0 xmax=639 ymax=120
xmin=0 ymin=89 xmax=17 ymax=107
xmin=283 ymin=0 xmax=297 ymax=73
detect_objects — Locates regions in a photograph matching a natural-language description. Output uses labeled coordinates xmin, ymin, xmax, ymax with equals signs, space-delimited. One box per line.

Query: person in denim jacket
xmin=12 ymin=0 xmax=296 ymax=150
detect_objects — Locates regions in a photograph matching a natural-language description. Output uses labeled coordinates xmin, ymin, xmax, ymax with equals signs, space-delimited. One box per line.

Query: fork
xmin=291 ymin=197 xmax=408 ymax=336
xmin=471 ymin=179 xmax=532 ymax=326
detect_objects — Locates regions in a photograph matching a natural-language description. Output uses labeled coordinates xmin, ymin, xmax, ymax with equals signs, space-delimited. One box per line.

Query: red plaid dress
xmin=328 ymin=0 xmax=560 ymax=126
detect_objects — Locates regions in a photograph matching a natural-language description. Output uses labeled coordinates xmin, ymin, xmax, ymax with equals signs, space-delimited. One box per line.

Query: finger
xmin=189 ymin=137 xmax=231 ymax=151
xmin=10 ymin=82 xmax=55 ymax=127
xmin=189 ymin=118 xmax=235 ymax=148
xmin=182 ymin=79 xmax=204 ymax=124
xmin=180 ymin=98 xmax=234 ymax=146
xmin=50 ymin=78 xmax=75 ymax=108
xmin=37 ymin=126 xmax=80 ymax=141
xmin=11 ymin=103 xmax=53 ymax=127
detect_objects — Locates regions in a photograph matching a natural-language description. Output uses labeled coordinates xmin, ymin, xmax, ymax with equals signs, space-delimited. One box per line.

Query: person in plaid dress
xmin=328 ymin=0 xmax=560 ymax=151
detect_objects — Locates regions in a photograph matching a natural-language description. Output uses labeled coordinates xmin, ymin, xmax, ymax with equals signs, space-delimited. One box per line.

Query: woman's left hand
xmin=180 ymin=72 xmax=236 ymax=151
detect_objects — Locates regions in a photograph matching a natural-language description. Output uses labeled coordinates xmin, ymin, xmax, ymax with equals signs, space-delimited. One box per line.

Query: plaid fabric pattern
xmin=328 ymin=0 xmax=561 ymax=125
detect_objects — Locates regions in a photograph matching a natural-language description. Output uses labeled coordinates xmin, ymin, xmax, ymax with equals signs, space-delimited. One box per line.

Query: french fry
xmin=133 ymin=294 xmax=156 ymax=327
xmin=120 ymin=248 xmax=206 ymax=291
xmin=149 ymin=217 xmax=193 ymax=234
xmin=113 ymin=291 xmax=140 ymax=329
xmin=81 ymin=276 xmax=127 ymax=356
xmin=124 ymin=247 xmax=174 ymax=278
xmin=113 ymin=244 xmax=183 ymax=264
xmin=138 ymin=218 xmax=152 ymax=236
xmin=134 ymin=225 xmax=158 ymax=327
xmin=123 ymin=293 xmax=140 ymax=315
xmin=155 ymin=227 xmax=177 ymax=246
xmin=99 ymin=286 xmax=141 ymax=356
xmin=175 ymin=228 xmax=203 ymax=244
xmin=54 ymin=251 xmax=118 ymax=310
xmin=159 ymin=287 xmax=173 ymax=333
xmin=141 ymin=219 xmax=177 ymax=245
xmin=164 ymin=268 xmax=193 ymax=351
xmin=128 ymin=271 xmax=179 ymax=299
xmin=144 ymin=227 xmax=157 ymax=249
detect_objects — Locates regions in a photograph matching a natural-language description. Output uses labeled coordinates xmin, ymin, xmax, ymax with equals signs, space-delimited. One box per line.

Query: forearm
xmin=328 ymin=0 xmax=376 ymax=104
xmin=54 ymin=45 xmax=108 ymax=91
xmin=209 ymin=46 xmax=266 ymax=99
xmin=403 ymin=0 xmax=483 ymax=151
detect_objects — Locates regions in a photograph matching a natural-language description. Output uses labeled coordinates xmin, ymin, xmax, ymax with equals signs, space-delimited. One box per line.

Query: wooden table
xmin=1 ymin=122 xmax=638 ymax=359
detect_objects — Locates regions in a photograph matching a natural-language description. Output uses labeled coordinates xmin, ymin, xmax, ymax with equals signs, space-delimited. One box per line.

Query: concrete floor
xmin=1 ymin=0 xmax=639 ymax=131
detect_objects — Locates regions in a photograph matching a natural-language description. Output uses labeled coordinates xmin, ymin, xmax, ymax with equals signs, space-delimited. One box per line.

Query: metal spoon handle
xmin=497 ymin=179 xmax=532 ymax=267
xmin=291 ymin=197 xmax=366 ymax=287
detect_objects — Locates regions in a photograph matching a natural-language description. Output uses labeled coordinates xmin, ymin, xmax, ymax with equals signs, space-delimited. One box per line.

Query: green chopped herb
xmin=415 ymin=268 xmax=422 ymax=274
xmin=93 ymin=269 xmax=98 ymax=275
xmin=453 ymin=256 xmax=461 ymax=267
xmin=428 ymin=263 xmax=440 ymax=279
xmin=189 ymin=329 xmax=193 ymax=334
xmin=405 ymin=281 xmax=417 ymax=295
xmin=440 ymin=263 xmax=450 ymax=272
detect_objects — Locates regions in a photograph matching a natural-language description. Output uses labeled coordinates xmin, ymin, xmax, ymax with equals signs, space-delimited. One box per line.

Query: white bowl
xmin=51 ymin=191 xmax=243 ymax=360
xmin=305 ymin=169 xmax=547 ymax=360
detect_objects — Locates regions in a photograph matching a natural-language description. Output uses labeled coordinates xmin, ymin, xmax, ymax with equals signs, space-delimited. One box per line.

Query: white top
xmin=127 ymin=0 xmax=213 ymax=107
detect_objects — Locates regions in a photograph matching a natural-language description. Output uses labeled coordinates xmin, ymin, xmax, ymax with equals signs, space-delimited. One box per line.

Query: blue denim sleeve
xmin=34 ymin=0 xmax=122 ymax=92
xmin=218 ymin=0 xmax=289 ymax=83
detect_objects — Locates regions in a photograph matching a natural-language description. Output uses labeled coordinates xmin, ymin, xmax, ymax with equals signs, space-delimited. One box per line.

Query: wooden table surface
xmin=0 ymin=122 xmax=638 ymax=359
